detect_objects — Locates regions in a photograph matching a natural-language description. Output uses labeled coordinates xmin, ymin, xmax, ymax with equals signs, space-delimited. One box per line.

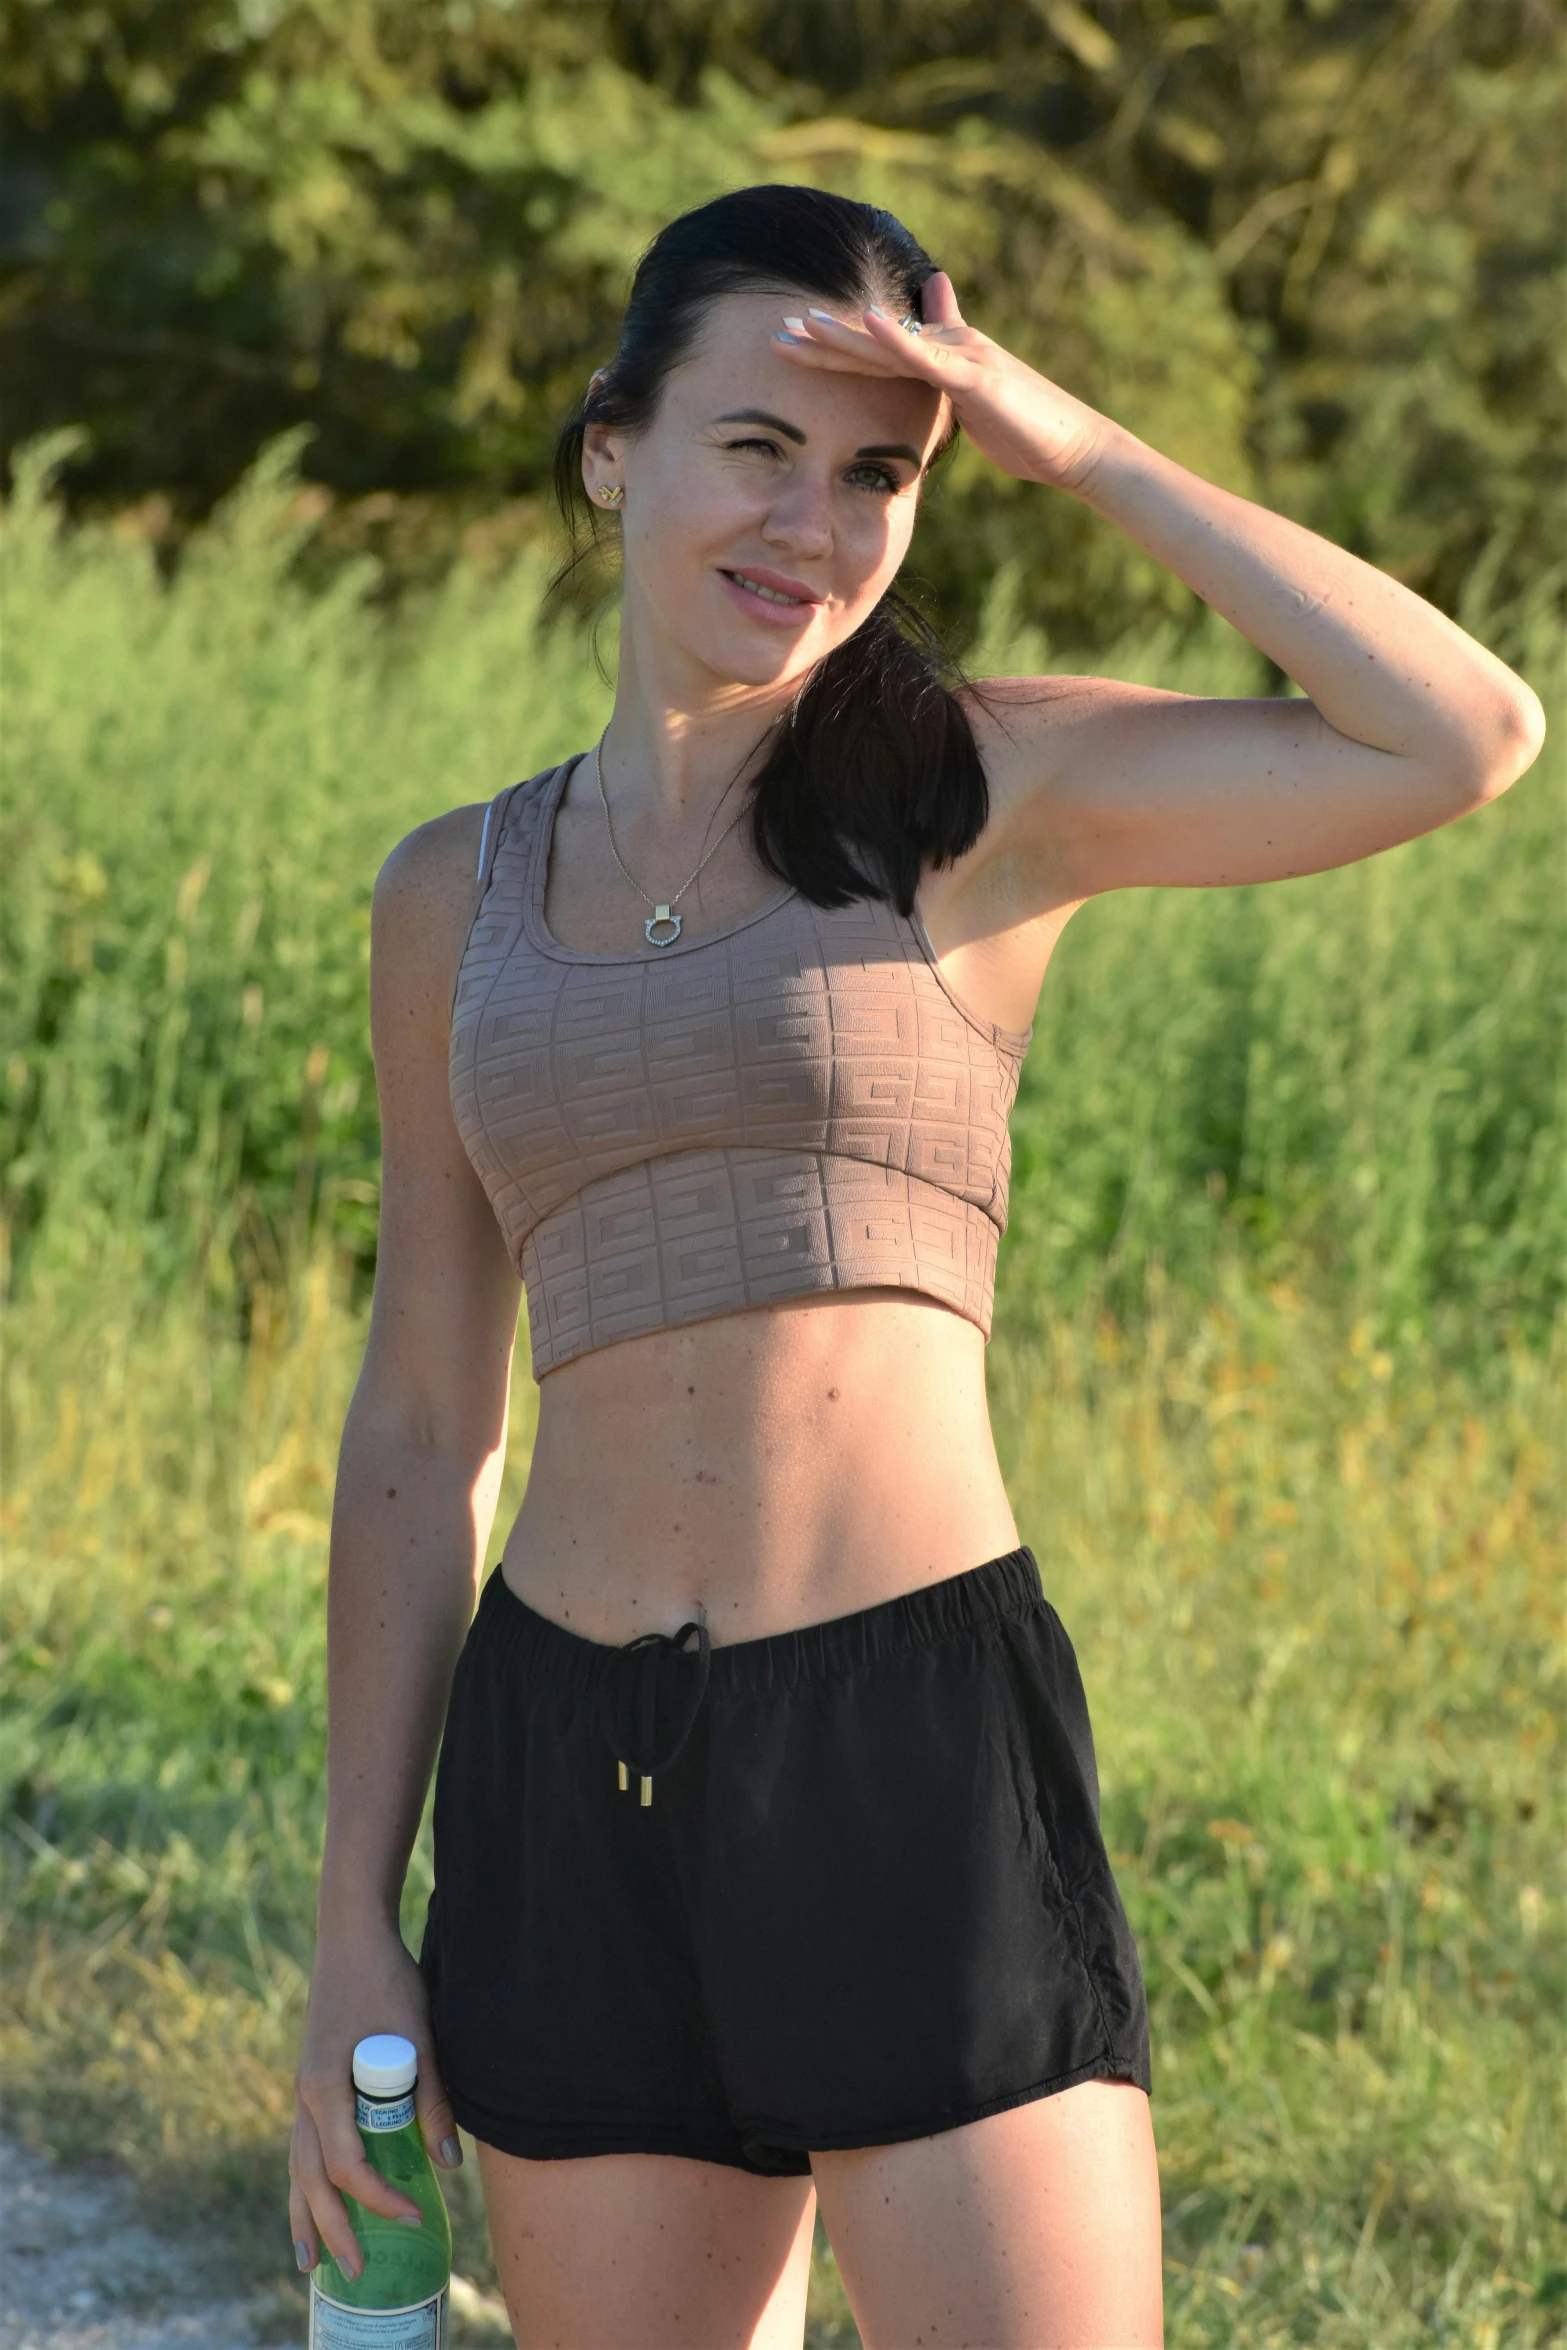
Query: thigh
xmin=477 ymin=2141 xmax=818 ymax=2350
xmin=811 ymin=2081 xmax=1162 ymax=2350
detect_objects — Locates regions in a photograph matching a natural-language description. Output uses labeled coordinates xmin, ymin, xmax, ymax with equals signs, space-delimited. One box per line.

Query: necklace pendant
xmin=645 ymin=905 xmax=682 ymax=947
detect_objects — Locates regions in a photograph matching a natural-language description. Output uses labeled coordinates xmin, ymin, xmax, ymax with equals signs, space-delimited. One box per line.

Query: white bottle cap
xmin=352 ymin=2034 xmax=418 ymax=2097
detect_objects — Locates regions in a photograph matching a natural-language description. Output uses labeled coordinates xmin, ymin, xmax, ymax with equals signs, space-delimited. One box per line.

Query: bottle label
xmin=309 ymin=2281 xmax=447 ymax=2348
xmin=356 ymin=2090 xmax=416 ymax=2131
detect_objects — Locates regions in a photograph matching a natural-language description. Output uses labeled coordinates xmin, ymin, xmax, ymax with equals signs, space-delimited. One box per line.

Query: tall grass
xmin=5 ymin=433 xmax=1561 ymax=1345
xmin=2 ymin=439 xmax=1562 ymax=2345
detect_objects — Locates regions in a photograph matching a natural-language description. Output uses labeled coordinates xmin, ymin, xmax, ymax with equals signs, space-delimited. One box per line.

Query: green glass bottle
xmin=309 ymin=2033 xmax=452 ymax=2349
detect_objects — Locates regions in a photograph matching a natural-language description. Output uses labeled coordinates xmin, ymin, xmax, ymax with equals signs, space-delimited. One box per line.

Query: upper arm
xmin=963 ymin=673 xmax=1543 ymax=905
xmin=355 ymin=804 xmax=522 ymax=1460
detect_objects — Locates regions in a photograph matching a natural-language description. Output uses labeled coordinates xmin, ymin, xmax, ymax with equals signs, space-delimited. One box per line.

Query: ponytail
xmin=749 ymin=590 xmax=987 ymax=915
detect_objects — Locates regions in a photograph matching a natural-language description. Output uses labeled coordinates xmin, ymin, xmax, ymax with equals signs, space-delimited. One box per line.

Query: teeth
xmin=732 ymin=572 xmax=805 ymax=606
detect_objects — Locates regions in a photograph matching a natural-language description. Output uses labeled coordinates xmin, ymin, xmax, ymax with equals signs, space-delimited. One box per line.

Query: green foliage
xmin=1 ymin=433 xmax=607 ymax=1298
xmin=999 ymin=602 xmax=1565 ymax=1353
xmin=3 ymin=440 xmax=1561 ymax=1353
xmin=4 ymin=0 xmax=1560 ymax=647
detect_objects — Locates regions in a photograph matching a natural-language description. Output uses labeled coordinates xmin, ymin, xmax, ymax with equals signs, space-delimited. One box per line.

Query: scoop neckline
xmin=512 ymin=754 xmax=1035 ymax=1054
xmin=520 ymin=752 xmax=801 ymax=966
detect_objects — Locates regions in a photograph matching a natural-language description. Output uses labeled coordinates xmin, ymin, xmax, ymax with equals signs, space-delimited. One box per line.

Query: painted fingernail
xmin=341 ymin=2252 xmax=363 ymax=2280
xmin=781 ymin=315 xmax=806 ymax=333
xmin=866 ymin=305 xmax=888 ymax=318
xmin=399 ymin=2211 xmax=423 ymax=2228
xmin=440 ymin=2135 xmax=464 ymax=2169
xmin=807 ymin=308 xmax=838 ymax=323
xmin=775 ymin=331 xmax=804 ymax=345
xmin=294 ymin=2240 xmax=313 ymax=2272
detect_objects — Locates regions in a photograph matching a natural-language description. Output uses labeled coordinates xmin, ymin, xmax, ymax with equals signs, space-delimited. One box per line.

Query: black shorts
xmin=419 ymin=1547 xmax=1150 ymax=2178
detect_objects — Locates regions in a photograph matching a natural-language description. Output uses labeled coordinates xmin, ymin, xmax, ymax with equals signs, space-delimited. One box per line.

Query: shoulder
xmin=953 ymin=672 xmax=1204 ymax=877
xmin=957 ymin=672 xmax=1169 ymax=798
xmin=373 ymin=800 xmax=490 ymax=951
xmin=370 ymin=801 xmax=493 ymax=1045
xmin=375 ymin=800 xmax=489 ymax=913
xmin=925 ymin=673 xmax=1184 ymax=928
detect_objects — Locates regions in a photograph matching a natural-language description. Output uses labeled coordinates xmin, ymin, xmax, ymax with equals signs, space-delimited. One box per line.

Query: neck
xmin=600 ymin=623 xmax=796 ymax=818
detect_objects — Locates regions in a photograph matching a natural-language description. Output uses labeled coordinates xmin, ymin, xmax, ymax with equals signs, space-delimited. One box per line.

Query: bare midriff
xmin=498 ymin=1288 xmax=1019 ymax=1648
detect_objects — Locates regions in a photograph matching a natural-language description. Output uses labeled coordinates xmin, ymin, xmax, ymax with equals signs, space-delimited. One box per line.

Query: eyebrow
xmin=713 ymin=410 xmax=924 ymax=468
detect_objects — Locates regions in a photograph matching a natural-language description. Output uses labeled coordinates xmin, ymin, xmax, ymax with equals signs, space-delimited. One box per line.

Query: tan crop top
xmin=448 ymin=756 xmax=1031 ymax=1378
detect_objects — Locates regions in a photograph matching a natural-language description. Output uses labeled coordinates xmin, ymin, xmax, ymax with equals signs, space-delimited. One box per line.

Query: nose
xmin=759 ymin=472 xmax=832 ymax=560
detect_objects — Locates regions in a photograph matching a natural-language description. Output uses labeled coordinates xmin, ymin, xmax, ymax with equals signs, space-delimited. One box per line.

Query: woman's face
xmin=584 ymin=287 xmax=949 ymax=698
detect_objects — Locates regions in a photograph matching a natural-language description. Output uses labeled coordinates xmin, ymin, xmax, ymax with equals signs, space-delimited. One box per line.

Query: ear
xmin=582 ymin=419 xmax=627 ymax=504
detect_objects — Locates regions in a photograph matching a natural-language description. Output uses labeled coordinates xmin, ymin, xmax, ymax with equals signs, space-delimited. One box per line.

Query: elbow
xmin=1464 ymin=684 xmax=1547 ymax=806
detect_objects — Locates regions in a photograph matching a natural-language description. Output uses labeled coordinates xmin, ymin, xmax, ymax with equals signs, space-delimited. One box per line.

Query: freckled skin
xmin=502 ymin=1295 xmax=1020 ymax=1647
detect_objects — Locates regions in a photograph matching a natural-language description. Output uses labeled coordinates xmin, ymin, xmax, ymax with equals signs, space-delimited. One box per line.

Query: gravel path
xmin=0 ymin=2139 xmax=261 ymax=2349
xmin=0 ymin=2140 xmax=512 ymax=2348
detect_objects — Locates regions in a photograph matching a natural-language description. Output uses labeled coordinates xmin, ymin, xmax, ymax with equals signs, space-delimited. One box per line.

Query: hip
xmin=420 ymin=1541 xmax=1152 ymax=2170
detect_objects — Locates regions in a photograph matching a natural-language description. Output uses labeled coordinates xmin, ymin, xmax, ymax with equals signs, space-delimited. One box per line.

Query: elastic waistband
xmin=475 ymin=1545 xmax=1046 ymax=1702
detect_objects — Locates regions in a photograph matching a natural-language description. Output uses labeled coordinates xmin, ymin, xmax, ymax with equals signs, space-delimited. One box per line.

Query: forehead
xmin=657 ymin=285 xmax=948 ymax=458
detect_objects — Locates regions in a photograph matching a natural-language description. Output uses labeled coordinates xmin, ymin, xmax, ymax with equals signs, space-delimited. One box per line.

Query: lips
xmin=718 ymin=565 xmax=823 ymax=612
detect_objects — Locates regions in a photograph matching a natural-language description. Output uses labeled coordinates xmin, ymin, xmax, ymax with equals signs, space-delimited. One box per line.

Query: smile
xmin=734 ymin=574 xmax=801 ymax=604
xmin=718 ymin=568 xmax=822 ymax=612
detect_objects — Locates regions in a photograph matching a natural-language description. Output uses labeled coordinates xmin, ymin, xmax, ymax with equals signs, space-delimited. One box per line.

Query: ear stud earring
xmin=597 ymin=483 xmax=625 ymax=508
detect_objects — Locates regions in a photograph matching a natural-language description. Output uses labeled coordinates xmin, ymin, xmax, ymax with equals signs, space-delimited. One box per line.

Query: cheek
xmin=834 ymin=498 xmax=916 ymax=611
xmin=629 ymin=448 xmax=760 ymax=548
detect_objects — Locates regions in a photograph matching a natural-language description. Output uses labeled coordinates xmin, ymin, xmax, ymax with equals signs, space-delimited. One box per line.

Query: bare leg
xmin=811 ymin=2081 xmax=1162 ymax=2350
xmin=476 ymin=2142 xmax=818 ymax=2350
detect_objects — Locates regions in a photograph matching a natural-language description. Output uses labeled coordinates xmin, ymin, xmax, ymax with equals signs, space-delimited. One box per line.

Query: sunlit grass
xmin=2 ymin=1249 xmax=1559 ymax=2345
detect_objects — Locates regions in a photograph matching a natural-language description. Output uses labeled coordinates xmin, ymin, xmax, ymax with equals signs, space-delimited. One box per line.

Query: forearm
xmin=1074 ymin=422 xmax=1542 ymax=788
xmin=318 ymin=1403 xmax=500 ymax=1933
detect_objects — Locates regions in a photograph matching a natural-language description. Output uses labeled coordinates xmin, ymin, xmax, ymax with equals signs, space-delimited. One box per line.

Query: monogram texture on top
xmin=448 ymin=759 xmax=1031 ymax=1376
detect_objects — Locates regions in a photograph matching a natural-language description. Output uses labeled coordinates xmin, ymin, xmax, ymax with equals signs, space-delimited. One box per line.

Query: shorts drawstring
xmin=596 ymin=1618 xmax=712 ymax=1806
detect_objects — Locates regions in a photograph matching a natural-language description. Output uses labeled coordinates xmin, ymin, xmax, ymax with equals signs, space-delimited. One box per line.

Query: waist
xmin=500 ymin=1292 xmax=1020 ymax=1644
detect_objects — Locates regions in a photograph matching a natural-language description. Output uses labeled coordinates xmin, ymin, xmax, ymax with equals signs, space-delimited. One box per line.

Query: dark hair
xmin=551 ymin=183 xmax=989 ymax=916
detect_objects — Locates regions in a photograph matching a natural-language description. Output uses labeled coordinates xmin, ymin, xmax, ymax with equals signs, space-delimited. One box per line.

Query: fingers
xmin=921 ymin=271 xmax=964 ymax=328
xmin=322 ymin=2120 xmax=425 ymax=2228
xmin=292 ymin=2073 xmax=426 ymax=2283
xmin=414 ymin=2062 xmax=464 ymax=2173
xmin=291 ymin=2105 xmax=362 ymax=2281
xmin=775 ymin=308 xmax=889 ymax=365
xmin=773 ymin=306 xmax=949 ymax=383
xmin=288 ymin=2160 xmax=319 ymax=2276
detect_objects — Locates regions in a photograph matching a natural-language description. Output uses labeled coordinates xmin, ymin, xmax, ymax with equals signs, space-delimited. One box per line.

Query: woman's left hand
xmin=774 ymin=273 xmax=1110 ymax=495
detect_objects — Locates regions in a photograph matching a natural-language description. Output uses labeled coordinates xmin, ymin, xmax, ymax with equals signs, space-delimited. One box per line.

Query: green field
xmin=3 ymin=443 xmax=1562 ymax=2347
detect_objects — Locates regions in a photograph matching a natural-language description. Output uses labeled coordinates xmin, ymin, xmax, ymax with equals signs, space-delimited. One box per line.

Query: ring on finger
xmin=897 ymin=315 xmax=924 ymax=337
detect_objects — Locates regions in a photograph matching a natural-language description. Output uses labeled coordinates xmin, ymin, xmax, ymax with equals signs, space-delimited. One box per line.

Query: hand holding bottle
xmin=290 ymin=1922 xmax=461 ymax=2282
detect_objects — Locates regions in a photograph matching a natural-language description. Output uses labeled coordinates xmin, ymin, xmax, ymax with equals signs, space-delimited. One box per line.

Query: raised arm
xmin=776 ymin=277 xmax=1545 ymax=910
xmin=289 ymin=806 xmax=522 ymax=2281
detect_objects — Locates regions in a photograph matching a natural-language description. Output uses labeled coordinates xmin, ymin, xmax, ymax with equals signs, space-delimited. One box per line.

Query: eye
xmin=724 ymin=436 xmax=784 ymax=458
xmin=844 ymin=462 xmax=902 ymax=496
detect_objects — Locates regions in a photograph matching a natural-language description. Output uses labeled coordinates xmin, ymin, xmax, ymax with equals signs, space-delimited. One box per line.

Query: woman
xmin=288 ymin=186 xmax=1542 ymax=2349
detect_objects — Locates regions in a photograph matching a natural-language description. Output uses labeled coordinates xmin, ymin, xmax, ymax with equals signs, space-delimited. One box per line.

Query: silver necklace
xmin=593 ymin=725 xmax=754 ymax=948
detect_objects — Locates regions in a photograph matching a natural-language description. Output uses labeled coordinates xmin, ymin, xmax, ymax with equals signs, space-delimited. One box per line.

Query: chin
xmin=689 ymin=626 xmax=825 ymax=693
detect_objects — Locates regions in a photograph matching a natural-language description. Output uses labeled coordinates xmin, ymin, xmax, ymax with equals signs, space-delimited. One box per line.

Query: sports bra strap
xmin=476 ymin=780 xmax=523 ymax=889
